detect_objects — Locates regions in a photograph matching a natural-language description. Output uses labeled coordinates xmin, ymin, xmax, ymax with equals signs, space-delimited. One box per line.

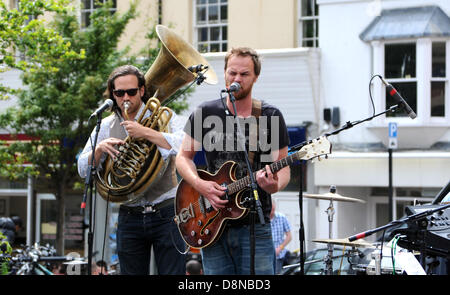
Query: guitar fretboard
xmin=226 ymin=151 xmax=304 ymax=195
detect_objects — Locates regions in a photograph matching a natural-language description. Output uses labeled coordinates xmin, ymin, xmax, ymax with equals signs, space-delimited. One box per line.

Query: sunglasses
xmin=113 ymin=88 xmax=139 ymax=97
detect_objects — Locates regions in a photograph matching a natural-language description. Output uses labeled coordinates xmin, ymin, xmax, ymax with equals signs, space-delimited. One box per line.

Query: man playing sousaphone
xmin=77 ymin=65 xmax=186 ymax=275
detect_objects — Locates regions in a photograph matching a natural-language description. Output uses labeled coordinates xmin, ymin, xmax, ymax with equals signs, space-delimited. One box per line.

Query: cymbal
xmin=312 ymin=238 xmax=375 ymax=248
xmin=303 ymin=192 xmax=365 ymax=203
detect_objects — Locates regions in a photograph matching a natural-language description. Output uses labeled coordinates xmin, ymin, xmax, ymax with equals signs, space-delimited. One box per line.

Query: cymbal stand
xmin=288 ymin=104 xmax=402 ymax=275
xmin=324 ymin=185 xmax=336 ymax=275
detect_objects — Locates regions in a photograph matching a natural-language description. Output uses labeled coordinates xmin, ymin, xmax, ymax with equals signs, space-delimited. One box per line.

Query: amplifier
xmin=394 ymin=204 xmax=450 ymax=258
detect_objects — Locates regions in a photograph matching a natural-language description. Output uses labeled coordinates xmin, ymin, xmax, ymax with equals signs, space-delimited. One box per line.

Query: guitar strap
xmin=248 ymin=99 xmax=261 ymax=168
xmin=221 ymin=96 xmax=262 ymax=167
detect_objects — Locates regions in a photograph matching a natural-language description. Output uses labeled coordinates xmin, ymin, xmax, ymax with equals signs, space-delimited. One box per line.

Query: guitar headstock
xmin=297 ymin=136 xmax=332 ymax=161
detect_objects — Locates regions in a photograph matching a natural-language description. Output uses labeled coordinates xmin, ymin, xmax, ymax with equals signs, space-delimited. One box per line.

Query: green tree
xmin=0 ymin=0 xmax=82 ymax=176
xmin=0 ymin=0 xmax=82 ymax=98
xmin=0 ymin=0 xmax=140 ymax=254
xmin=0 ymin=0 xmax=193 ymax=255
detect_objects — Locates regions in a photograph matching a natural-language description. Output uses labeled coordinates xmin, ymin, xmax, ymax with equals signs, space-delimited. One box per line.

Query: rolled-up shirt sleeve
xmin=157 ymin=113 xmax=187 ymax=160
xmin=77 ymin=119 xmax=110 ymax=179
xmin=78 ymin=112 xmax=187 ymax=177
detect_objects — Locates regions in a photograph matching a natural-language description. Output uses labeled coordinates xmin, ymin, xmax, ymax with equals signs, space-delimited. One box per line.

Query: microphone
xmin=188 ymin=64 xmax=208 ymax=73
xmin=89 ymin=99 xmax=113 ymax=118
xmin=221 ymin=82 xmax=241 ymax=93
xmin=380 ymin=77 xmax=417 ymax=119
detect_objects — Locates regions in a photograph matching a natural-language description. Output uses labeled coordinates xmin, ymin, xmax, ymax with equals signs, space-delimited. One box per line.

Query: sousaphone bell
xmin=95 ymin=25 xmax=217 ymax=202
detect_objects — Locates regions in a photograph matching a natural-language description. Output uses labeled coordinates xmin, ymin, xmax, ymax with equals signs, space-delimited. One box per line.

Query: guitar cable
xmin=170 ymin=227 xmax=191 ymax=255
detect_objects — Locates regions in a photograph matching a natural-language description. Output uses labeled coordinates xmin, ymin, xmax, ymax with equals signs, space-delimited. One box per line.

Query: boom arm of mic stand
xmin=348 ymin=203 xmax=450 ymax=242
xmin=325 ymin=104 xmax=399 ymax=137
xmin=288 ymin=104 xmax=400 ymax=153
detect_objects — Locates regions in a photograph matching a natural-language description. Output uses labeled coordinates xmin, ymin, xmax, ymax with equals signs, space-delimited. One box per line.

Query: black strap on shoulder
xmin=248 ymin=99 xmax=261 ymax=166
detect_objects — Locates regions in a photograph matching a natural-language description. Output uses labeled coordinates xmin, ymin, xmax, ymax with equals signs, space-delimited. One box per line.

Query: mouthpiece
xmin=124 ymin=102 xmax=130 ymax=120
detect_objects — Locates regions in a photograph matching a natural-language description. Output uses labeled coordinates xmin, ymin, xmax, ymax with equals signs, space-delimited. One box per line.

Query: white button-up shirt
xmin=77 ymin=103 xmax=186 ymax=205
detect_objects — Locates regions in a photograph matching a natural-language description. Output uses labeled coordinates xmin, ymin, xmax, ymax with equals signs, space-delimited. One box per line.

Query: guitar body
xmin=174 ymin=136 xmax=332 ymax=249
xmin=175 ymin=161 xmax=248 ymax=249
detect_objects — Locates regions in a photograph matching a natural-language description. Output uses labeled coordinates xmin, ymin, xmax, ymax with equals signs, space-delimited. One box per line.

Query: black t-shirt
xmin=183 ymin=98 xmax=289 ymax=224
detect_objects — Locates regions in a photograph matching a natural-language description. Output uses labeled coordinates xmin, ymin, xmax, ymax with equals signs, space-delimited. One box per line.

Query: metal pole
xmin=26 ymin=174 xmax=34 ymax=245
xmin=388 ymin=148 xmax=393 ymax=221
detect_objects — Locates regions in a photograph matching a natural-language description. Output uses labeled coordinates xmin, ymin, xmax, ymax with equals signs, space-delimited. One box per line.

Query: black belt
xmin=120 ymin=198 xmax=173 ymax=215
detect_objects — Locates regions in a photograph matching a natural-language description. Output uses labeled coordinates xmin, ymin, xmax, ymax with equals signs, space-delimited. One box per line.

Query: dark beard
xmin=233 ymin=87 xmax=251 ymax=100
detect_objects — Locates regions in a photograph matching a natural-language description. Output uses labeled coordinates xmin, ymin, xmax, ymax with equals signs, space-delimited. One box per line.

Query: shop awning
xmin=360 ymin=5 xmax=450 ymax=41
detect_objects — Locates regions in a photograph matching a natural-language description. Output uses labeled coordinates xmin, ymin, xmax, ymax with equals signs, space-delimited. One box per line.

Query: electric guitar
xmin=174 ymin=136 xmax=332 ymax=249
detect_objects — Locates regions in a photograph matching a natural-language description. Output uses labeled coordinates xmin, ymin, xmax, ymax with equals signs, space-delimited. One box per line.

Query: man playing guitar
xmin=175 ymin=47 xmax=290 ymax=275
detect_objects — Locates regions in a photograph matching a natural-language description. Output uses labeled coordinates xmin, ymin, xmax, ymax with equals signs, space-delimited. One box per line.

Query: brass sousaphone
xmin=95 ymin=25 xmax=217 ymax=202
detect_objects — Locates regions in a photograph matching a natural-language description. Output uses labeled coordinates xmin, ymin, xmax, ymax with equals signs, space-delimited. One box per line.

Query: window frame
xmin=372 ymin=38 xmax=450 ymax=126
xmin=193 ymin=0 xmax=228 ymax=53
xmin=429 ymin=40 xmax=449 ymax=122
xmin=297 ymin=0 xmax=319 ymax=48
xmin=79 ymin=0 xmax=117 ymax=28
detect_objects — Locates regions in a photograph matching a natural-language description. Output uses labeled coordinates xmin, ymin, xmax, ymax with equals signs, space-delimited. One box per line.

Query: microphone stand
xmin=287 ymin=103 xmax=404 ymax=275
xmin=349 ymin=202 xmax=450 ymax=272
xmin=348 ymin=203 xmax=450 ymax=242
xmin=80 ymin=114 xmax=103 ymax=275
xmin=227 ymin=91 xmax=265 ymax=275
xmin=290 ymin=103 xmax=402 ymax=155
xmin=298 ymin=160 xmax=305 ymax=275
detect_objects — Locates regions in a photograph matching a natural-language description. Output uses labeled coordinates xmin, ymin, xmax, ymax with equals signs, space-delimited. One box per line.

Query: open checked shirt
xmin=77 ymin=102 xmax=185 ymax=206
xmin=271 ymin=211 xmax=291 ymax=259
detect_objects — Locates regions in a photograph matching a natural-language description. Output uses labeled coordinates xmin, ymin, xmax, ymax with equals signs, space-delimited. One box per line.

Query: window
xmin=298 ymin=0 xmax=319 ymax=47
xmin=361 ymin=6 xmax=450 ymax=125
xmin=194 ymin=0 xmax=228 ymax=53
xmin=381 ymin=40 xmax=448 ymax=121
xmin=80 ymin=0 xmax=117 ymax=28
xmin=431 ymin=42 xmax=446 ymax=117
xmin=384 ymin=43 xmax=417 ymax=117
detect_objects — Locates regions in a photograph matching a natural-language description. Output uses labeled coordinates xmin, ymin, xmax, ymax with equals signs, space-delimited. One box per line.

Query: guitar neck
xmin=227 ymin=152 xmax=301 ymax=195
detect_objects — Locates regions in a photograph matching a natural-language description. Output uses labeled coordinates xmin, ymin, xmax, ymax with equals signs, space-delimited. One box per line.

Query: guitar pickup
xmin=199 ymin=195 xmax=214 ymax=216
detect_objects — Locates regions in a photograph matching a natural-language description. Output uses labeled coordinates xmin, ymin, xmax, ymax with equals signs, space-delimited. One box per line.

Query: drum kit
xmin=282 ymin=186 xmax=394 ymax=275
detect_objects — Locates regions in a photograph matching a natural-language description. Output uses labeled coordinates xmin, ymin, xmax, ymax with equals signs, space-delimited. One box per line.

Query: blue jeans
xmin=116 ymin=203 xmax=186 ymax=275
xmin=200 ymin=223 xmax=275 ymax=275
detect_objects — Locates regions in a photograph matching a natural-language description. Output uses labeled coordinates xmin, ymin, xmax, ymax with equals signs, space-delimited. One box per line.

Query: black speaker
xmin=323 ymin=108 xmax=331 ymax=122
xmin=332 ymin=107 xmax=340 ymax=126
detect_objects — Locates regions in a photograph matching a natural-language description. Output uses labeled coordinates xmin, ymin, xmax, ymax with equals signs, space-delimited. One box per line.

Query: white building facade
xmin=1 ymin=0 xmax=449 ymax=261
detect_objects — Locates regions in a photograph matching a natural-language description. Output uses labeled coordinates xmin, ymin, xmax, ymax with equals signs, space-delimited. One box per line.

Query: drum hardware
xmin=302 ymin=192 xmax=366 ymax=204
xmin=305 ymin=185 xmax=366 ymax=275
xmin=312 ymin=238 xmax=375 ymax=248
xmin=324 ymin=186 xmax=336 ymax=275
xmin=282 ymin=254 xmax=345 ymax=270
xmin=282 ymin=246 xmax=365 ymax=275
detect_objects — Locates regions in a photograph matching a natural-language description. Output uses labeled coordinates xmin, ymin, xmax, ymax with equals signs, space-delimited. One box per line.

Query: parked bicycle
xmin=2 ymin=243 xmax=83 ymax=275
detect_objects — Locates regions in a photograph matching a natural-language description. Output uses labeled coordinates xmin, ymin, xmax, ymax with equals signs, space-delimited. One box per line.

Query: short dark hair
xmin=96 ymin=260 xmax=108 ymax=271
xmin=224 ymin=47 xmax=261 ymax=76
xmin=11 ymin=216 xmax=22 ymax=229
xmin=104 ymin=65 xmax=149 ymax=115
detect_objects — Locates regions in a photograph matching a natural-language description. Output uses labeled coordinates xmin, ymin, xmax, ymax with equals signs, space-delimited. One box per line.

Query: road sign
xmin=388 ymin=122 xmax=397 ymax=149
